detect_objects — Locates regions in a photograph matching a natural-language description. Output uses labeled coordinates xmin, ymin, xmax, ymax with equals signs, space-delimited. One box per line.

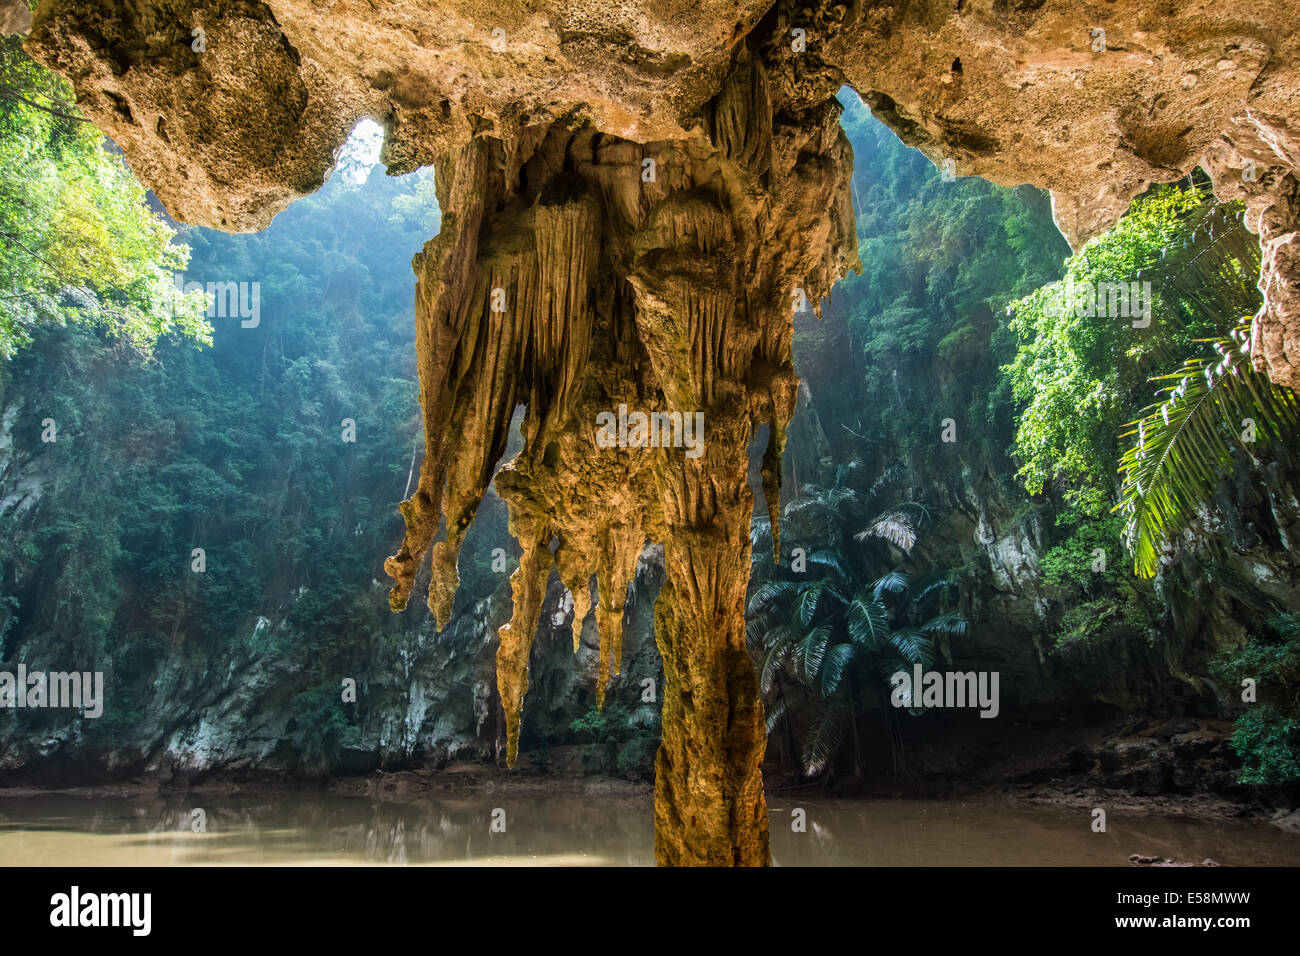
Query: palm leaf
xmin=801 ymin=705 xmax=852 ymax=776
xmin=797 ymin=625 xmax=832 ymax=682
xmin=796 ymin=579 xmax=847 ymax=626
xmin=819 ymin=642 xmax=856 ymax=697
xmin=846 ymin=596 xmax=890 ymax=650
xmin=764 ymin=696 xmax=788 ymax=735
xmin=782 ymin=494 xmax=844 ymax=542
xmin=855 ymin=509 xmax=918 ymax=551
xmin=1115 ymin=320 xmax=1299 ymax=577
xmin=908 ymin=572 xmax=955 ymax=606
xmin=746 ymin=579 xmax=798 ymax=616
xmin=870 ymin=568 xmax=909 ymax=600
xmin=888 ymin=626 xmax=933 ymax=666
xmin=1143 ymin=194 xmax=1261 ymax=346
xmin=920 ymin=612 xmax=968 ymax=638
xmin=759 ymin=626 xmax=800 ymax=695
xmin=805 ymin=548 xmax=851 ymax=582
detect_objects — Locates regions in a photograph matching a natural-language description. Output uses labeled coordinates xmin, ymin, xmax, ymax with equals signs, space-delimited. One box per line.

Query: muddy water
xmin=0 ymin=793 xmax=1297 ymax=866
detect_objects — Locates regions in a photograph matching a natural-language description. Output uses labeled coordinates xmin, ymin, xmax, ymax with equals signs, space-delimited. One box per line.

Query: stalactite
xmin=385 ymin=41 xmax=859 ymax=864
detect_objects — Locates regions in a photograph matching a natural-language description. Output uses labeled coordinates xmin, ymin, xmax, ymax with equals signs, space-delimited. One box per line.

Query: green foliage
xmin=615 ymin=735 xmax=659 ymax=778
xmin=748 ymin=469 xmax=967 ymax=777
xmin=568 ymin=703 xmax=660 ymax=780
xmin=1116 ymin=323 xmax=1299 ymax=577
xmin=1225 ymin=706 xmax=1300 ymax=785
xmin=0 ymin=37 xmax=208 ymax=357
xmin=1005 ymin=185 xmax=1241 ymax=513
xmin=0 ymin=114 xmax=442 ymax=768
xmin=1209 ymin=614 xmax=1300 ymax=785
xmin=828 ymin=92 xmax=1069 ymax=471
xmin=290 ymin=684 xmax=357 ymax=770
xmin=1210 ymin=616 xmax=1300 ymax=693
xmin=1038 ymin=510 xmax=1154 ymax=652
xmin=569 ymin=702 xmax=632 ymax=742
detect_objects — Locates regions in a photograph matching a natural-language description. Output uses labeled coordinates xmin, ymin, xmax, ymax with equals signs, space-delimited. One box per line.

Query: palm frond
xmin=1144 ymin=195 xmax=1261 ymax=345
xmin=782 ymin=496 xmax=842 ymax=543
xmin=854 ymin=509 xmax=918 ymax=551
xmin=796 ymin=579 xmax=847 ymax=626
xmin=801 ymin=705 xmax=852 ymax=776
xmin=868 ymin=461 xmax=915 ymax=497
xmin=764 ymin=696 xmax=788 ymax=735
xmin=888 ymin=626 xmax=933 ymax=666
xmin=746 ymin=579 xmax=798 ymax=616
xmin=907 ymin=572 xmax=956 ymax=607
xmin=920 ymin=612 xmax=968 ymax=638
xmin=846 ymin=596 xmax=890 ymax=650
xmin=870 ymin=568 xmax=909 ymax=600
xmin=797 ymin=625 xmax=833 ymax=682
xmin=759 ymin=625 xmax=801 ymax=694
xmin=1116 ymin=320 xmax=1299 ymax=577
xmin=805 ymin=548 xmax=852 ymax=582
xmin=819 ymin=643 xmax=856 ymax=697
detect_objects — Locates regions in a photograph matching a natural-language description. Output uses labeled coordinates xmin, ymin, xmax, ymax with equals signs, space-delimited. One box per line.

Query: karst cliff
xmin=25 ymin=0 xmax=1300 ymax=865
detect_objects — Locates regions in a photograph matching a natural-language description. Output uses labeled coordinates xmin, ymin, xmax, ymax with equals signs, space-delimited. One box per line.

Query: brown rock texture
xmin=382 ymin=43 xmax=858 ymax=865
xmin=25 ymin=1 xmax=1300 ymax=384
xmin=24 ymin=0 xmax=1300 ymax=863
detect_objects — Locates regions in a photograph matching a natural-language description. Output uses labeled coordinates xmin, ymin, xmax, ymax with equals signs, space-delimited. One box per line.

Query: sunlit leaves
xmin=1004 ymin=184 xmax=1255 ymax=513
xmin=1116 ymin=321 xmax=1299 ymax=576
xmin=0 ymin=37 xmax=209 ymax=358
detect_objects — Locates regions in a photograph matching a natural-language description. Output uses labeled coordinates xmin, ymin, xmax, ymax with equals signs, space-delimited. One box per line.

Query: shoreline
xmin=0 ymin=767 xmax=1295 ymax=834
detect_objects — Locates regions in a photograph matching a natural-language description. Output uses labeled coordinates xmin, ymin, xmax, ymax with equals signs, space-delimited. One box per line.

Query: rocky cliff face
xmin=0 ymin=462 xmax=667 ymax=786
xmin=25 ymin=0 xmax=1300 ymax=864
xmin=28 ymin=1 xmax=1300 ymax=387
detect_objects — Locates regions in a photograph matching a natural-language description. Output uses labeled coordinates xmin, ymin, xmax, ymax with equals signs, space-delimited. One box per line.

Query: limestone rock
xmin=27 ymin=0 xmax=1300 ymax=384
xmin=25 ymin=0 xmax=1300 ymax=864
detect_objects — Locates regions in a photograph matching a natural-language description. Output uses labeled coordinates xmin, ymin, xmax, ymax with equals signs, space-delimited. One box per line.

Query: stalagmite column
xmin=383 ymin=43 xmax=858 ymax=864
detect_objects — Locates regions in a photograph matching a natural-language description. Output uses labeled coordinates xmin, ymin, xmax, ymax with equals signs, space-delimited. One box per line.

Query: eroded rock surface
xmin=25 ymin=0 xmax=1300 ymax=864
xmin=381 ymin=42 xmax=858 ymax=864
xmin=27 ymin=1 xmax=1300 ymax=385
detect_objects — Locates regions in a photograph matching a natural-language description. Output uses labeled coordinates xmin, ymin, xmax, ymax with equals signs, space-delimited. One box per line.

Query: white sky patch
xmin=335 ymin=118 xmax=385 ymax=185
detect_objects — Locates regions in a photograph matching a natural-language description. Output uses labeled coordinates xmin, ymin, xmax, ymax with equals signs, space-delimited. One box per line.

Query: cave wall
xmin=20 ymin=0 xmax=1300 ymax=863
xmin=25 ymin=0 xmax=1300 ymax=386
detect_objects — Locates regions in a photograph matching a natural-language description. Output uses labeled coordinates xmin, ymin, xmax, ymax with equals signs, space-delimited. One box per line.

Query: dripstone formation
xmin=26 ymin=0 xmax=1300 ymax=864
xmin=380 ymin=45 xmax=858 ymax=864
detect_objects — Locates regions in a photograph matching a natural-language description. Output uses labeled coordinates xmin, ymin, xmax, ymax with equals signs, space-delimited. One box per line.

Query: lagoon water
xmin=2 ymin=793 xmax=1299 ymax=866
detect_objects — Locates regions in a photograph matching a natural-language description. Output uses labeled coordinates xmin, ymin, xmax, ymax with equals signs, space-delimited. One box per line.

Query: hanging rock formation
xmin=24 ymin=0 xmax=1300 ymax=863
xmin=381 ymin=42 xmax=859 ymax=864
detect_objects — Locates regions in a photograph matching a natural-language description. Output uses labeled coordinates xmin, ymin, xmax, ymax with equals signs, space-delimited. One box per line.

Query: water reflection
xmin=0 ymin=793 xmax=1297 ymax=866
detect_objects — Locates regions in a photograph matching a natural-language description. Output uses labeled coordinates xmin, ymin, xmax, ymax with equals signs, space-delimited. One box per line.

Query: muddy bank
xmin=1 ymin=718 xmax=1295 ymax=831
xmin=765 ymin=715 xmax=1300 ymax=831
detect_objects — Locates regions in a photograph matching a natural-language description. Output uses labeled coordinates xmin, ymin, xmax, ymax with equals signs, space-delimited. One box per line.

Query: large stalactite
xmin=382 ymin=44 xmax=859 ymax=864
xmin=24 ymin=0 xmax=1300 ymax=864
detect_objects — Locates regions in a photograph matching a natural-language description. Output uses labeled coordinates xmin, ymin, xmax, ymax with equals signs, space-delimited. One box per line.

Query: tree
xmin=0 ymin=36 xmax=207 ymax=358
xmin=1005 ymin=180 xmax=1300 ymax=579
xmin=1004 ymin=183 xmax=1225 ymax=515
xmin=746 ymin=466 xmax=966 ymax=779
